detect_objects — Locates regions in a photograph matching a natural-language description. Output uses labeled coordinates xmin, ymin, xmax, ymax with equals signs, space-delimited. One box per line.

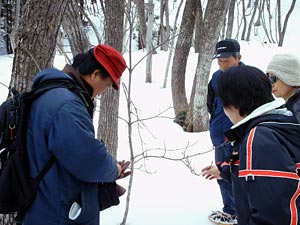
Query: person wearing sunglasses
xmin=266 ymin=53 xmax=300 ymax=122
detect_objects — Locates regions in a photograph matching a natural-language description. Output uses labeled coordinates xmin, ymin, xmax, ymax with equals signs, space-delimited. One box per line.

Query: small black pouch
xmin=98 ymin=182 xmax=120 ymax=211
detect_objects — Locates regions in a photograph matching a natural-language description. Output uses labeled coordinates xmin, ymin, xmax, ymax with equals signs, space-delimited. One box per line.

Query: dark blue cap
xmin=213 ymin=39 xmax=240 ymax=59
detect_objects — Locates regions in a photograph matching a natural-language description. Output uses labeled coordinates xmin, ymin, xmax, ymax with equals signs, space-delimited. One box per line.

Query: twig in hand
xmin=198 ymin=160 xmax=213 ymax=176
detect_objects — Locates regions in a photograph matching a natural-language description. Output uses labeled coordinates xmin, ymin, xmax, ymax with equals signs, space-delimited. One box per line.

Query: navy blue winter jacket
xmin=23 ymin=68 xmax=118 ymax=225
xmin=286 ymin=88 xmax=300 ymax=123
xmin=207 ymin=63 xmax=244 ymax=145
xmin=207 ymin=69 xmax=233 ymax=145
xmin=223 ymin=100 xmax=300 ymax=225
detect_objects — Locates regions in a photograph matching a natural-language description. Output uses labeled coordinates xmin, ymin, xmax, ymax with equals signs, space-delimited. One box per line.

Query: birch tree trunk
xmin=145 ymin=0 xmax=154 ymax=83
xmin=185 ymin=0 xmax=231 ymax=132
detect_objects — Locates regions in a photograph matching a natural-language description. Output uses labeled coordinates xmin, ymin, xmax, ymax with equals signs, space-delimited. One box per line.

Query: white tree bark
xmin=188 ymin=0 xmax=232 ymax=132
xmin=145 ymin=0 xmax=154 ymax=83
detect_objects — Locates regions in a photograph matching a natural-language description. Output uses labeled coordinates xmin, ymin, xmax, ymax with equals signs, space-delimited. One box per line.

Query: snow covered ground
xmin=1 ymin=27 xmax=300 ymax=225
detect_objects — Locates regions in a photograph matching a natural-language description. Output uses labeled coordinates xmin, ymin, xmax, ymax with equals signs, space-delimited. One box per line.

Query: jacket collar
xmin=225 ymin=99 xmax=293 ymax=146
xmin=62 ymin=64 xmax=95 ymax=115
xmin=231 ymin=98 xmax=289 ymax=129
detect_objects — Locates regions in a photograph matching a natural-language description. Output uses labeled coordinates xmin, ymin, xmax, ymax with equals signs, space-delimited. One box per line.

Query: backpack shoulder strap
xmin=35 ymin=155 xmax=56 ymax=182
xmin=30 ymin=79 xmax=92 ymax=112
xmin=26 ymin=79 xmax=81 ymax=100
xmin=24 ymin=79 xmax=90 ymax=181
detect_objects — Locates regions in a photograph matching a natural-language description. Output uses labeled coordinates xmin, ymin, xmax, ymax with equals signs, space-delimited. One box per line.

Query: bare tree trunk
xmin=277 ymin=0 xmax=296 ymax=46
xmin=9 ymin=0 xmax=69 ymax=92
xmin=246 ymin=0 xmax=258 ymax=41
xmin=241 ymin=0 xmax=247 ymax=40
xmin=162 ymin=0 xmax=184 ymax=88
xmin=220 ymin=15 xmax=226 ymax=40
xmin=265 ymin=0 xmax=276 ymax=43
xmin=62 ymin=0 xmax=91 ymax=56
xmin=234 ymin=0 xmax=242 ymax=39
xmin=164 ymin=0 xmax=170 ymax=51
xmin=171 ymin=0 xmax=197 ymax=122
xmin=194 ymin=1 xmax=203 ymax=53
xmin=8 ymin=0 xmax=20 ymax=53
xmin=254 ymin=0 xmax=263 ymax=26
xmin=268 ymin=0 xmax=276 ymax=43
xmin=277 ymin=0 xmax=282 ymax=44
xmin=98 ymin=0 xmax=124 ymax=157
xmin=159 ymin=0 xmax=164 ymax=48
xmin=136 ymin=0 xmax=147 ymax=49
xmin=159 ymin=0 xmax=169 ymax=51
xmin=226 ymin=0 xmax=235 ymax=38
xmin=145 ymin=0 xmax=154 ymax=83
xmin=3 ymin=0 xmax=14 ymax=54
xmin=260 ymin=0 xmax=275 ymax=43
xmin=185 ymin=0 xmax=231 ymax=132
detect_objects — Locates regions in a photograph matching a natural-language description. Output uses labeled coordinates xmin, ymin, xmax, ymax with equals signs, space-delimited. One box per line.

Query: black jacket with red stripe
xmin=223 ymin=100 xmax=300 ymax=225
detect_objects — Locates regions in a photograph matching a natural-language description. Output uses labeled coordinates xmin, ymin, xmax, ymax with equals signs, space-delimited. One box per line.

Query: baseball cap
xmin=213 ymin=39 xmax=240 ymax=59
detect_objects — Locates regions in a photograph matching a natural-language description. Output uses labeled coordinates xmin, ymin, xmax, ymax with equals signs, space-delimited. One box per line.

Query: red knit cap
xmin=93 ymin=45 xmax=126 ymax=90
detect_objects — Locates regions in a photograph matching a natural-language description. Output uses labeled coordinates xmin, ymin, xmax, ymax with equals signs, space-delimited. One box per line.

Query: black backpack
xmin=0 ymin=79 xmax=86 ymax=223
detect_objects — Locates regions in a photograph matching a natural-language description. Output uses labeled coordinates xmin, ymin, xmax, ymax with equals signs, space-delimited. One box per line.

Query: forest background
xmin=0 ymin=0 xmax=300 ymax=224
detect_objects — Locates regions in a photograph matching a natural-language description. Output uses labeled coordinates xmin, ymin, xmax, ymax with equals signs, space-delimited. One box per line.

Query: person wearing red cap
xmin=23 ymin=44 xmax=129 ymax=225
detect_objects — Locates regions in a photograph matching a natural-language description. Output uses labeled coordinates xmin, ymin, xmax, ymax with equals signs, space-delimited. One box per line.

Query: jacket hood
xmin=32 ymin=68 xmax=94 ymax=116
xmin=32 ymin=68 xmax=73 ymax=88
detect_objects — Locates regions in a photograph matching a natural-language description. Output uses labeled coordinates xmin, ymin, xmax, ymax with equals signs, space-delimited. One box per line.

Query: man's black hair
xmin=72 ymin=50 xmax=110 ymax=79
xmin=217 ymin=65 xmax=274 ymax=117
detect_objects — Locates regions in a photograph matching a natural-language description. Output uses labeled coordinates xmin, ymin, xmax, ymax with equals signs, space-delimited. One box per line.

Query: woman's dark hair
xmin=71 ymin=48 xmax=110 ymax=79
xmin=217 ymin=65 xmax=274 ymax=117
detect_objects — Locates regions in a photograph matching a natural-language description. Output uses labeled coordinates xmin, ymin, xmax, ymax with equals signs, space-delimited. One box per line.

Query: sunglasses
xmin=267 ymin=73 xmax=278 ymax=84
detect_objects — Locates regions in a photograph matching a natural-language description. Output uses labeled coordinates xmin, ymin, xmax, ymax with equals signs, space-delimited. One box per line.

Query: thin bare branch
xmin=0 ymin=82 xmax=9 ymax=89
